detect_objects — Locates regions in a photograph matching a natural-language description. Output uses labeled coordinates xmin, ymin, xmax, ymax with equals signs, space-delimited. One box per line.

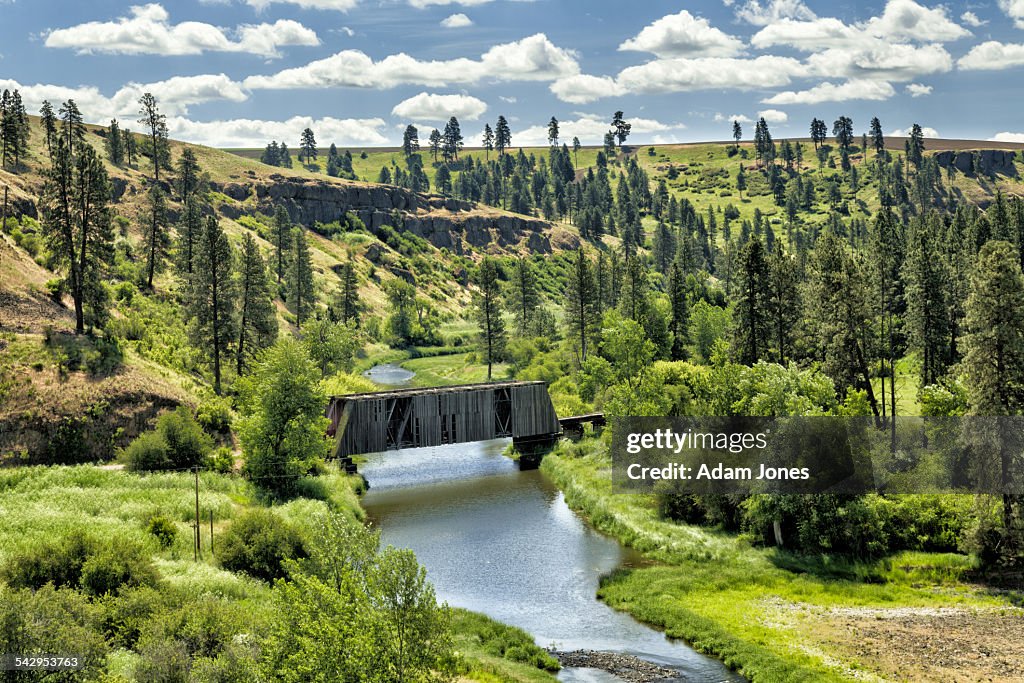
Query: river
xmin=360 ymin=439 xmax=742 ymax=683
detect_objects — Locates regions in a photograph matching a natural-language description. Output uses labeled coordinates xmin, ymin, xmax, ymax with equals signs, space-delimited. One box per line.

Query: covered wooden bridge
xmin=327 ymin=381 xmax=578 ymax=468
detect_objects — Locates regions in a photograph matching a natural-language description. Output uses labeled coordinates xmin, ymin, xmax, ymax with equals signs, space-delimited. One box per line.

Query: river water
xmin=360 ymin=439 xmax=742 ymax=683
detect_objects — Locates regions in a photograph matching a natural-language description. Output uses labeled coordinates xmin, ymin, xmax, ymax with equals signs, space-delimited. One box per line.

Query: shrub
xmin=196 ymin=397 xmax=233 ymax=434
xmin=158 ymin=406 xmax=214 ymax=469
xmin=148 ymin=515 xmax=179 ymax=549
xmin=1 ymin=534 xmax=93 ymax=589
xmin=45 ymin=278 xmax=65 ymax=304
xmin=206 ymin=447 xmax=235 ymax=474
xmin=79 ymin=541 xmax=158 ymax=596
xmin=123 ymin=431 xmax=172 ymax=471
xmin=217 ymin=510 xmax=306 ymax=582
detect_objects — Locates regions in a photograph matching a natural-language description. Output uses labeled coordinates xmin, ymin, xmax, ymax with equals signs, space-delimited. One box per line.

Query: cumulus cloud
xmin=806 ymin=42 xmax=953 ymax=82
xmin=0 ymin=74 xmax=247 ymax=119
xmin=618 ymin=10 xmax=744 ymax=58
xmin=959 ymin=41 xmax=1024 ymax=70
xmin=757 ymin=108 xmax=788 ymax=123
xmin=905 ymin=83 xmax=931 ymax=97
xmin=889 ymin=125 xmax=939 ymax=138
xmin=45 ymin=4 xmax=319 ymax=58
xmin=244 ymin=0 xmax=359 ymax=10
xmin=441 ymin=13 xmax=473 ymax=28
xmin=391 ymin=92 xmax=486 ymax=121
xmin=732 ymin=0 xmax=817 ymax=26
xmin=763 ymin=79 xmax=895 ymax=105
xmin=714 ymin=113 xmax=753 ymax=123
xmin=408 ymin=0 xmax=495 ymax=7
xmin=244 ymin=33 xmax=578 ymax=90
xmin=491 ymin=112 xmax=684 ymax=147
xmin=992 ymin=131 xmax=1024 ymax=143
xmin=165 ymin=115 xmax=388 ymax=147
xmin=960 ymin=11 xmax=986 ymax=27
xmin=615 ymin=55 xmax=807 ymax=95
xmin=549 ymin=74 xmax=623 ymax=104
xmin=1000 ymin=0 xmax=1024 ymax=29
xmin=862 ymin=0 xmax=969 ymax=42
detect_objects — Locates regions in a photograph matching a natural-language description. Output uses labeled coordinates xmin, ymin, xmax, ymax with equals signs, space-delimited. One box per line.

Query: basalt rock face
xmin=211 ymin=177 xmax=562 ymax=254
xmin=933 ymin=150 xmax=1018 ymax=177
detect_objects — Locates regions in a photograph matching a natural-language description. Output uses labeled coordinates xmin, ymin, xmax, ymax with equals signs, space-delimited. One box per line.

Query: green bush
xmin=206 ymin=447 xmax=235 ymax=474
xmin=1 ymin=534 xmax=93 ymax=589
xmin=148 ymin=515 xmax=179 ymax=549
xmin=80 ymin=542 xmax=158 ymax=596
xmin=123 ymin=431 xmax=172 ymax=471
xmin=217 ymin=510 xmax=306 ymax=582
xmin=196 ymin=397 xmax=233 ymax=434
xmin=158 ymin=406 xmax=214 ymax=469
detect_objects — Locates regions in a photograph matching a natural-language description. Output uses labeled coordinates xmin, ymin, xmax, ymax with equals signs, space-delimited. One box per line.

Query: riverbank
xmin=540 ymin=438 xmax=1024 ymax=682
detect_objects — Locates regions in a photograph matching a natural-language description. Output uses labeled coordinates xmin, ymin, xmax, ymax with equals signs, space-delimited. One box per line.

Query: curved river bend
xmin=360 ymin=439 xmax=742 ymax=683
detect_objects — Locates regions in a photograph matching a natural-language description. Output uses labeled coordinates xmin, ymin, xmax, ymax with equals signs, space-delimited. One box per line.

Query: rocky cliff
xmin=933 ymin=149 xmax=1018 ymax=177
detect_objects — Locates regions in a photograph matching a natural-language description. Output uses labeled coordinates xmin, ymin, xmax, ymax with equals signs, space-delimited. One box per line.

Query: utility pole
xmin=193 ymin=466 xmax=200 ymax=561
xmin=209 ymin=509 xmax=214 ymax=555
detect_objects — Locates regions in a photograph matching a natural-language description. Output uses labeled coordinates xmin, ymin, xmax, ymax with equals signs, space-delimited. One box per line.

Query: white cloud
xmin=757 ymin=108 xmax=788 ymax=123
xmin=167 ymin=115 xmax=387 ymax=147
xmin=714 ymin=113 xmax=752 ymax=123
xmin=549 ymin=74 xmax=623 ymax=104
xmin=991 ymin=132 xmax=1024 ymax=143
xmin=441 ymin=13 xmax=473 ymax=28
xmin=409 ymin=0 xmax=494 ymax=7
xmin=0 ymin=74 xmax=247 ymax=119
xmin=245 ymin=0 xmax=359 ymax=10
xmin=806 ymin=42 xmax=952 ymax=82
xmin=615 ymin=55 xmax=807 ymax=95
xmin=889 ymin=126 xmax=939 ymax=138
xmin=491 ymin=112 xmax=684 ymax=147
xmin=1000 ymin=0 xmax=1024 ymax=29
xmin=763 ymin=79 xmax=896 ymax=105
xmin=862 ymin=0 xmax=969 ymax=43
xmin=732 ymin=0 xmax=817 ymax=26
xmin=391 ymin=92 xmax=486 ymax=121
xmin=751 ymin=17 xmax=861 ymax=51
xmin=45 ymin=4 xmax=319 ymax=58
xmin=619 ymin=10 xmax=744 ymax=58
xmin=960 ymin=11 xmax=986 ymax=27
xmin=499 ymin=95 xmax=516 ymax=103
xmin=244 ymin=33 xmax=578 ymax=90
xmin=959 ymin=41 xmax=1024 ymax=70
xmin=905 ymin=82 xmax=931 ymax=97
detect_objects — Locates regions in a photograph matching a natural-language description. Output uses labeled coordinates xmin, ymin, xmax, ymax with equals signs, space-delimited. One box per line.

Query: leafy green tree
xmin=237 ymin=233 xmax=278 ymax=377
xmin=506 ymin=256 xmax=540 ymax=336
xmin=385 ymin=279 xmax=416 ymax=345
xmin=143 ymin=185 xmax=170 ymax=289
xmin=288 ymin=228 xmax=316 ymax=326
xmin=188 ymin=216 xmax=237 ymax=393
xmin=732 ymin=237 xmax=772 ymax=365
xmin=40 ymin=139 xmax=114 ymax=334
xmin=302 ymin=317 xmax=360 ymax=377
xmin=239 ymin=337 xmax=328 ymax=499
xmin=474 ymin=257 xmax=507 ymax=380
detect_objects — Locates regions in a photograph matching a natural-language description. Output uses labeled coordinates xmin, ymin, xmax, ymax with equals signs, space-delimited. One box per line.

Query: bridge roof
xmin=331 ymin=380 xmax=548 ymax=401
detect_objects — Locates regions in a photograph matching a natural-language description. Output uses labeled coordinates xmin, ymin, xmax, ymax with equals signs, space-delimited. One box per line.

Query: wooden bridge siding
xmin=330 ymin=382 xmax=561 ymax=459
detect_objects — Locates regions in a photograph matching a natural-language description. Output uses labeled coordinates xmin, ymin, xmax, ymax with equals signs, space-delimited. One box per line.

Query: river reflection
xmin=361 ymin=440 xmax=742 ymax=682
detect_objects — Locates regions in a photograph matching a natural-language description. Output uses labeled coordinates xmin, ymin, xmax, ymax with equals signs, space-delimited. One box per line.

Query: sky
xmin=2 ymin=0 xmax=1024 ymax=148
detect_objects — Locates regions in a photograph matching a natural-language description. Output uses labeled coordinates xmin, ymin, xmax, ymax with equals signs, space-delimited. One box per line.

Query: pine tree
xmin=273 ymin=205 xmax=291 ymax=284
xmin=506 ymin=257 xmax=540 ymax=336
xmin=122 ymin=128 xmax=137 ymax=166
xmin=547 ymin=117 xmax=559 ymax=147
xmin=428 ymin=129 xmax=441 ymax=162
xmin=442 ymin=117 xmax=463 ymax=162
xmin=106 ymin=119 xmax=123 ymax=165
xmin=572 ymin=137 xmax=581 ymax=168
xmin=495 ymin=116 xmax=511 ymax=156
xmin=733 ymin=237 xmax=772 ymax=364
xmin=732 ymin=120 xmax=743 ymax=151
xmin=188 ymin=216 xmax=237 ymax=394
xmin=289 ymin=228 xmax=315 ymax=326
xmin=907 ymin=123 xmax=925 ymax=168
xmin=40 ymin=100 xmax=58 ymax=159
xmin=332 ymin=256 xmax=361 ymax=325
xmin=565 ymin=248 xmax=599 ymax=364
xmin=474 ymin=257 xmax=506 ymax=381
xmin=668 ymin=260 xmax=690 ymax=360
xmin=144 ymin=186 xmax=170 ymax=289
xmin=618 ymin=255 xmax=648 ymax=323
xmin=59 ymin=99 xmax=86 ymax=160
xmin=177 ymin=196 xmax=203 ymax=276
xmin=300 ymin=127 xmax=317 ymax=167
xmin=175 ymin=147 xmax=202 ymax=202
xmin=402 ymin=125 xmax=420 ymax=158
xmin=766 ymin=245 xmax=800 ymax=364
xmin=236 ymin=233 xmax=278 ymax=377
xmin=279 ymin=142 xmax=293 ymax=168
xmin=833 ymin=116 xmax=854 ymax=153
xmin=40 ymin=140 xmax=115 ymax=334
xmin=482 ymin=123 xmax=494 ymax=160
xmin=870 ymin=117 xmax=885 ymax=159
xmin=137 ymin=93 xmax=167 ymax=183
xmin=611 ymin=111 xmax=631 ymax=147
xmin=904 ymin=213 xmax=951 ymax=386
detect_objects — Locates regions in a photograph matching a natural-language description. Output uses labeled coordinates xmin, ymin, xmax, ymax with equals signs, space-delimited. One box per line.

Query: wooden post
xmin=209 ymin=509 xmax=214 ymax=555
xmin=194 ymin=467 xmax=201 ymax=561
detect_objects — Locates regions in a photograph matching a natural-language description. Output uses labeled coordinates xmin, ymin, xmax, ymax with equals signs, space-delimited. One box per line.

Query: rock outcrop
xmin=933 ymin=150 xmax=1018 ymax=177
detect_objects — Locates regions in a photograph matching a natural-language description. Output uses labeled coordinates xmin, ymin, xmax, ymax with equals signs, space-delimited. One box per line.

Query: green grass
xmin=402 ymin=351 xmax=511 ymax=387
xmin=540 ymin=440 xmax=1009 ymax=682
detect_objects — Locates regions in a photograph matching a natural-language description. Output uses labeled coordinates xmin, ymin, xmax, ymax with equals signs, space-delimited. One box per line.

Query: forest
xmin=2 ymin=85 xmax=1024 ymax=681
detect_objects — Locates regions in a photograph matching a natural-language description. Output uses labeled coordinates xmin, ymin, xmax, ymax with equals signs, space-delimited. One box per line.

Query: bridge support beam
xmin=512 ymin=433 xmax=560 ymax=470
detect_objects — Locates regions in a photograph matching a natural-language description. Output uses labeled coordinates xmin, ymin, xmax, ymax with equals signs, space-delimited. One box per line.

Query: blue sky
xmin=2 ymin=0 xmax=1024 ymax=147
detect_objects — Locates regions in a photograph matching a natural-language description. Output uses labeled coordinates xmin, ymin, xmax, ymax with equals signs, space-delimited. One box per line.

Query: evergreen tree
xmin=289 ymin=228 xmax=315 ymax=326
xmin=618 ymin=255 xmax=648 ymax=323
xmin=506 ymin=257 xmax=540 ymax=336
xmin=482 ymin=123 xmax=494 ymax=160
xmin=870 ymin=116 xmax=885 ymax=159
xmin=236 ymin=233 xmax=279 ymax=377
xmin=40 ymin=140 xmax=114 ymax=334
xmin=474 ymin=257 xmax=506 ymax=381
xmin=106 ymin=119 xmax=123 ymax=165
xmin=904 ymin=213 xmax=951 ymax=386
xmin=907 ymin=123 xmax=925 ymax=168
xmin=668 ymin=260 xmax=690 ymax=360
xmin=279 ymin=142 xmax=293 ymax=168
xmin=261 ymin=141 xmax=281 ymax=166
xmin=766 ymin=245 xmax=801 ymax=364
xmin=402 ymin=125 xmax=420 ymax=158
xmin=442 ymin=117 xmax=463 ymax=162
xmin=733 ymin=237 xmax=772 ymax=365
xmin=732 ymin=119 xmax=743 ymax=150
xmin=331 ymin=256 xmax=361 ymax=325
xmin=273 ymin=205 xmax=291 ymax=284
xmin=810 ymin=117 xmax=827 ymax=149
xmin=188 ymin=216 xmax=237 ymax=394
xmin=300 ymin=127 xmax=317 ymax=167
xmin=122 ymin=128 xmax=137 ymax=167
xmin=175 ymin=147 xmax=202 ymax=202
xmin=58 ymin=99 xmax=86 ymax=160
xmin=547 ymin=117 xmax=560 ymax=147
xmin=832 ymin=116 xmax=854 ymax=153
xmin=428 ymin=129 xmax=441 ymax=162
xmin=137 ymin=92 xmax=167 ymax=182
xmin=611 ymin=111 xmax=631 ymax=147
xmin=572 ymin=136 xmax=581 ymax=168
xmin=40 ymin=100 xmax=57 ymax=159
xmin=495 ymin=116 xmax=511 ymax=155
xmin=177 ymin=196 xmax=202 ymax=275
xmin=565 ymin=248 xmax=599 ymax=364
xmin=143 ymin=185 xmax=170 ymax=289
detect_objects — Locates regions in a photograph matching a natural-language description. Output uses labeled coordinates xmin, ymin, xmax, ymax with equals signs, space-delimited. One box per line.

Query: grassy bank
xmin=540 ymin=440 xmax=1016 ymax=682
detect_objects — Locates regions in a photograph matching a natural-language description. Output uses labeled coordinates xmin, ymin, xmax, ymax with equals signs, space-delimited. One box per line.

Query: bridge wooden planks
xmin=329 ymin=381 xmax=562 ymax=459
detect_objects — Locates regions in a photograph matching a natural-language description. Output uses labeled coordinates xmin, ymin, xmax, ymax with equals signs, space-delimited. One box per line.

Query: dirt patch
xmin=551 ymin=650 xmax=677 ymax=682
xmin=767 ymin=600 xmax=1024 ymax=682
